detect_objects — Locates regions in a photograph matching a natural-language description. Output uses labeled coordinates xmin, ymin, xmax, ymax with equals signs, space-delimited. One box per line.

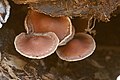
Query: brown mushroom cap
xmin=14 ymin=32 xmax=59 ymax=59
xmin=59 ymin=26 xmax=75 ymax=46
xmin=56 ymin=33 xmax=96 ymax=61
xmin=25 ymin=10 xmax=73 ymax=41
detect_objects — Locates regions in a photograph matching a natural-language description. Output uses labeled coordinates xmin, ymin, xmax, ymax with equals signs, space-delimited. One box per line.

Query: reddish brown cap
xmin=56 ymin=33 xmax=96 ymax=61
xmin=59 ymin=26 xmax=75 ymax=46
xmin=14 ymin=32 xmax=59 ymax=59
xmin=25 ymin=10 xmax=73 ymax=41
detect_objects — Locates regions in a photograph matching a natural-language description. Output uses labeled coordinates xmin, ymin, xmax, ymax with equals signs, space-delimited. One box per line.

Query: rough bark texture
xmin=12 ymin=0 xmax=120 ymax=22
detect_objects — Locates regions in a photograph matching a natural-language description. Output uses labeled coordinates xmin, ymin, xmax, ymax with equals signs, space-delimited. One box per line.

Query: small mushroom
xmin=56 ymin=33 xmax=96 ymax=61
xmin=0 ymin=0 xmax=10 ymax=28
xmin=14 ymin=32 xmax=59 ymax=59
xmin=25 ymin=10 xmax=73 ymax=44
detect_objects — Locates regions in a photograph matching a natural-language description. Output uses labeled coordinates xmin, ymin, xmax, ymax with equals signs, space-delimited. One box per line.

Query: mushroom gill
xmin=56 ymin=33 xmax=96 ymax=61
xmin=14 ymin=32 xmax=59 ymax=59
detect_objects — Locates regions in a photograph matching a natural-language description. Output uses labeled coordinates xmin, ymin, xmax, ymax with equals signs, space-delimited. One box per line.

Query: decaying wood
xmin=12 ymin=0 xmax=120 ymax=22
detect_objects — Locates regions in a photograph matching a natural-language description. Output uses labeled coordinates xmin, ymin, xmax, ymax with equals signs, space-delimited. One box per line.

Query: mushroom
xmin=56 ymin=33 xmax=96 ymax=61
xmin=25 ymin=10 xmax=74 ymax=45
xmin=59 ymin=26 xmax=75 ymax=46
xmin=14 ymin=32 xmax=59 ymax=59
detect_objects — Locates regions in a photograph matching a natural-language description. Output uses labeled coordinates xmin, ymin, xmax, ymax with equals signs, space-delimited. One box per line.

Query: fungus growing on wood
xmin=14 ymin=32 xmax=59 ymax=59
xmin=56 ymin=33 xmax=96 ymax=61
xmin=25 ymin=10 xmax=73 ymax=44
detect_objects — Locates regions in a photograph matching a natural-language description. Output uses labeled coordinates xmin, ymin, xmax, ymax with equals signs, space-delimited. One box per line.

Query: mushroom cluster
xmin=14 ymin=9 xmax=96 ymax=61
xmin=0 ymin=0 xmax=96 ymax=61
